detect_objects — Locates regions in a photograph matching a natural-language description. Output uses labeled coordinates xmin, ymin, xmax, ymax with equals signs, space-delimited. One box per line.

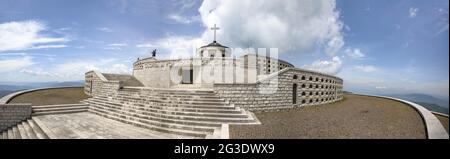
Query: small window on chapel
xmin=293 ymin=75 xmax=298 ymax=79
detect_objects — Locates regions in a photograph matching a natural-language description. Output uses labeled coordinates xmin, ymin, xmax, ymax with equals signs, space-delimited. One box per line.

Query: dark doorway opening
xmin=182 ymin=69 xmax=193 ymax=84
xmin=293 ymin=83 xmax=297 ymax=104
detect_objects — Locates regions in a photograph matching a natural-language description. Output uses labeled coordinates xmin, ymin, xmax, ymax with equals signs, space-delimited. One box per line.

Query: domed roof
xmin=200 ymin=41 xmax=229 ymax=48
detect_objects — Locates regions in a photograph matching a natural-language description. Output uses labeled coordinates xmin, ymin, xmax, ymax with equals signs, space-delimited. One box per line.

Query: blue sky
xmin=0 ymin=0 xmax=448 ymax=99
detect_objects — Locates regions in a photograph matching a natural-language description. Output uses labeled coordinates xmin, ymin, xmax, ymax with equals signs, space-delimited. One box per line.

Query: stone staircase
xmin=0 ymin=118 xmax=49 ymax=139
xmin=32 ymin=103 xmax=89 ymax=116
xmin=82 ymin=88 xmax=259 ymax=138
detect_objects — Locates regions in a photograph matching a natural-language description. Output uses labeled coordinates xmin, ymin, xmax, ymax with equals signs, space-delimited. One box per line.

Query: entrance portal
xmin=182 ymin=69 xmax=193 ymax=84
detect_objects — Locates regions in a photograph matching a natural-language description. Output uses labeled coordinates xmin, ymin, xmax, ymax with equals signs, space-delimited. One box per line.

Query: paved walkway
xmin=34 ymin=112 xmax=193 ymax=139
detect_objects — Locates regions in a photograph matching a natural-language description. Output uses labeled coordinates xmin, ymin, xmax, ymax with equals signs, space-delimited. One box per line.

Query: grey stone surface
xmin=34 ymin=112 xmax=192 ymax=139
xmin=214 ymin=68 xmax=344 ymax=111
xmin=0 ymin=103 xmax=32 ymax=131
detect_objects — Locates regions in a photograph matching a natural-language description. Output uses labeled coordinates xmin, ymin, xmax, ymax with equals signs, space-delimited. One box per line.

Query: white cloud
xmin=137 ymin=36 xmax=204 ymax=59
xmin=103 ymin=47 xmax=122 ymax=50
xmin=103 ymin=43 xmax=127 ymax=50
xmin=303 ymin=56 xmax=342 ymax=75
xmin=197 ymin=0 xmax=345 ymax=55
xmin=345 ymin=48 xmax=365 ymax=59
xmin=434 ymin=9 xmax=449 ymax=36
xmin=108 ymin=43 xmax=127 ymax=47
xmin=109 ymin=0 xmax=158 ymax=14
xmin=30 ymin=44 xmax=67 ymax=50
xmin=168 ymin=14 xmax=200 ymax=24
xmin=353 ymin=65 xmax=378 ymax=73
xmin=98 ymin=27 xmax=113 ymax=32
xmin=173 ymin=0 xmax=198 ymax=10
xmin=105 ymin=64 xmax=130 ymax=74
xmin=0 ymin=56 xmax=34 ymax=73
xmin=136 ymin=43 xmax=156 ymax=48
xmin=144 ymin=0 xmax=345 ymax=58
xmin=409 ymin=7 xmax=418 ymax=18
xmin=20 ymin=68 xmax=55 ymax=77
xmin=50 ymin=60 xmax=131 ymax=80
xmin=375 ymin=86 xmax=387 ymax=89
xmin=0 ymin=20 xmax=68 ymax=52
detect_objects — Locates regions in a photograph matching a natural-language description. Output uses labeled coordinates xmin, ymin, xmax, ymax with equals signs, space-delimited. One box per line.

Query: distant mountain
xmin=384 ymin=93 xmax=449 ymax=111
xmin=0 ymin=81 xmax=84 ymax=98
xmin=413 ymin=101 xmax=449 ymax=115
xmin=0 ymin=85 xmax=33 ymax=91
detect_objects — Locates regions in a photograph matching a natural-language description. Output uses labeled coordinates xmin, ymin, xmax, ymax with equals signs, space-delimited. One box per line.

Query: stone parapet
xmin=0 ymin=103 xmax=32 ymax=131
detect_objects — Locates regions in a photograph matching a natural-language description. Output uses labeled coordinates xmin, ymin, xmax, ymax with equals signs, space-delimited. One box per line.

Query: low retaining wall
xmin=0 ymin=103 xmax=32 ymax=131
xmin=0 ymin=86 xmax=83 ymax=104
xmin=357 ymin=94 xmax=448 ymax=139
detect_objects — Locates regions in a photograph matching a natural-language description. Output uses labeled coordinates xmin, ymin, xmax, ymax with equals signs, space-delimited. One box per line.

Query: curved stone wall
xmin=0 ymin=86 xmax=83 ymax=104
xmin=214 ymin=67 xmax=344 ymax=111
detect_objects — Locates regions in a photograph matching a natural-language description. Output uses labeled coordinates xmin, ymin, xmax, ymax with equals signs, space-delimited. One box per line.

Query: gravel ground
xmin=8 ymin=87 xmax=89 ymax=106
xmin=230 ymin=94 xmax=426 ymax=139
xmin=434 ymin=114 xmax=449 ymax=133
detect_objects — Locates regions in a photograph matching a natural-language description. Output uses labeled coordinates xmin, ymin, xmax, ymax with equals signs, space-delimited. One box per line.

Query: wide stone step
xmin=2 ymin=131 xmax=7 ymax=139
xmin=143 ymin=96 xmax=225 ymax=102
xmin=89 ymin=106 xmax=216 ymax=133
xmin=32 ymin=103 xmax=88 ymax=109
xmin=85 ymin=98 xmax=240 ymax=114
xmin=93 ymin=96 xmax=236 ymax=110
xmin=87 ymin=99 xmax=246 ymax=119
xmin=12 ymin=127 xmax=21 ymax=139
xmin=87 ymin=99 xmax=247 ymax=118
xmin=27 ymin=119 xmax=49 ymax=139
xmin=7 ymin=129 xmax=14 ymax=139
xmin=101 ymin=93 xmax=223 ymax=101
xmin=123 ymin=88 xmax=215 ymax=94
xmin=32 ymin=109 xmax=88 ymax=116
xmin=17 ymin=124 xmax=29 ymax=139
xmin=114 ymin=95 xmax=229 ymax=105
xmin=88 ymin=108 xmax=208 ymax=138
xmin=89 ymin=101 xmax=247 ymax=126
xmin=115 ymin=90 xmax=218 ymax=96
xmin=114 ymin=94 xmax=223 ymax=102
xmin=118 ymin=91 xmax=219 ymax=98
xmin=22 ymin=121 xmax=38 ymax=139
xmin=33 ymin=106 xmax=89 ymax=112
xmin=88 ymin=100 xmax=254 ymax=123
xmin=160 ymin=97 xmax=225 ymax=102
xmin=89 ymin=102 xmax=223 ymax=127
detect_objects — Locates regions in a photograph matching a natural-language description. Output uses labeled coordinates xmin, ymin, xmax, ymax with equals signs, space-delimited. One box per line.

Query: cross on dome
xmin=211 ymin=24 xmax=220 ymax=43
